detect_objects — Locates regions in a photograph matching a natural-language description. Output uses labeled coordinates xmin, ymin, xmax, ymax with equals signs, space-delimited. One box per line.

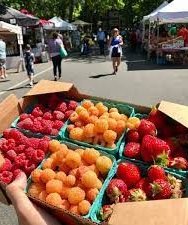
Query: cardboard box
xmin=0 ymin=80 xmax=188 ymax=225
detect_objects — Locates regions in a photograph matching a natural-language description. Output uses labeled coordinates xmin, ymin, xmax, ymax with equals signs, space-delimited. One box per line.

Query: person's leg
xmin=57 ymin=55 xmax=62 ymax=78
xmin=52 ymin=56 xmax=57 ymax=80
xmin=101 ymin=41 xmax=105 ymax=54
xmin=117 ymin=57 xmax=121 ymax=69
xmin=112 ymin=58 xmax=117 ymax=74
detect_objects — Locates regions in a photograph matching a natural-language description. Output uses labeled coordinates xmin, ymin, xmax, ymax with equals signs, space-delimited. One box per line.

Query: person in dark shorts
xmin=24 ymin=44 xmax=35 ymax=87
xmin=108 ymin=28 xmax=123 ymax=75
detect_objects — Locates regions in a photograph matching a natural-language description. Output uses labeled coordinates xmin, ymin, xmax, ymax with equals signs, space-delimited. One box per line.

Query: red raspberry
xmin=38 ymin=140 xmax=49 ymax=153
xmin=14 ymin=153 xmax=26 ymax=168
xmin=53 ymin=111 xmax=65 ymax=121
xmin=43 ymin=112 xmax=53 ymax=120
xmin=19 ymin=113 xmax=29 ymax=121
xmin=14 ymin=145 xmax=25 ymax=154
xmin=3 ymin=129 xmax=11 ymax=139
xmin=23 ymin=160 xmax=36 ymax=175
xmin=28 ymin=114 xmax=34 ymax=121
xmin=41 ymin=123 xmax=53 ymax=135
xmin=8 ymin=129 xmax=25 ymax=144
xmin=0 ymin=138 xmax=6 ymax=150
xmin=0 ymin=158 xmax=12 ymax=172
xmin=64 ymin=110 xmax=74 ymax=120
xmin=51 ymin=129 xmax=59 ymax=136
xmin=32 ymin=107 xmax=43 ymax=117
xmin=6 ymin=139 xmax=16 ymax=150
xmin=31 ymin=121 xmax=43 ymax=133
xmin=33 ymin=149 xmax=45 ymax=163
xmin=27 ymin=138 xmax=40 ymax=149
xmin=53 ymin=120 xmax=64 ymax=130
xmin=11 ymin=163 xmax=20 ymax=171
xmin=0 ymin=171 xmax=13 ymax=184
xmin=25 ymin=147 xmax=35 ymax=159
xmin=13 ymin=169 xmax=23 ymax=179
xmin=68 ymin=100 xmax=78 ymax=110
xmin=18 ymin=118 xmax=33 ymax=130
xmin=6 ymin=150 xmax=17 ymax=161
xmin=48 ymin=94 xmax=60 ymax=110
xmin=56 ymin=102 xmax=67 ymax=113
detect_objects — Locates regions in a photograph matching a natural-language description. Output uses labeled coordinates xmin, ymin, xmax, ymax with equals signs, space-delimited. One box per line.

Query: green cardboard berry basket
xmin=25 ymin=141 xmax=117 ymax=220
xmin=59 ymin=99 xmax=135 ymax=156
xmin=90 ymin=158 xmax=188 ymax=224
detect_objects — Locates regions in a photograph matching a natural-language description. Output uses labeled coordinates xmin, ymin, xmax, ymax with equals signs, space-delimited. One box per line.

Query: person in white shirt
xmin=97 ymin=28 xmax=106 ymax=55
xmin=0 ymin=38 xmax=6 ymax=79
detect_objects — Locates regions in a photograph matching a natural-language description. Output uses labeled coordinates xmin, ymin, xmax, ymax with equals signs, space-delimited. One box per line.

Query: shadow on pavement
xmin=89 ymin=73 xmax=114 ymax=79
xmin=125 ymin=50 xmax=188 ymax=71
xmin=0 ymin=79 xmax=11 ymax=83
xmin=1 ymin=82 xmax=38 ymax=92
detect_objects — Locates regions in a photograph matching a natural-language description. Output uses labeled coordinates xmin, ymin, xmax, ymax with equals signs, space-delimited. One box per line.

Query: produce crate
xmin=91 ymin=158 xmax=188 ymax=223
xmin=60 ymin=99 xmax=135 ymax=156
xmin=26 ymin=141 xmax=117 ymax=221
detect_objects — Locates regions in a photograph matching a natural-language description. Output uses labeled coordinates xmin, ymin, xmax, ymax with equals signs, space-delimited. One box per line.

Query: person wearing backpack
xmin=24 ymin=44 xmax=35 ymax=87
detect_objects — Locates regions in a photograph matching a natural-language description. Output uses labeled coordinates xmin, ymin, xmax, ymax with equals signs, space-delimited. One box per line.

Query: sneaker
xmin=115 ymin=66 xmax=118 ymax=72
xmin=29 ymin=82 xmax=33 ymax=87
xmin=58 ymin=75 xmax=61 ymax=79
xmin=0 ymin=76 xmax=5 ymax=79
xmin=54 ymin=76 xmax=57 ymax=81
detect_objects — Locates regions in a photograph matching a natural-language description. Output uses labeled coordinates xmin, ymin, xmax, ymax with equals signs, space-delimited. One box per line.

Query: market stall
xmin=0 ymin=21 xmax=23 ymax=70
xmin=48 ymin=17 xmax=77 ymax=31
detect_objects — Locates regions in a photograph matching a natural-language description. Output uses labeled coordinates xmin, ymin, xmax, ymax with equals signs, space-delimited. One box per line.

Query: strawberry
xmin=126 ymin=130 xmax=140 ymax=143
xmin=138 ymin=119 xmax=157 ymax=138
xmin=148 ymin=165 xmax=167 ymax=182
xmin=99 ymin=205 xmax=114 ymax=221
xmin=135 ymin=178 xmax=152 ymax=198
xmin=147 ymin=108 xmax=166 ymax=130
xmin=117 ymin=162 xmax=141 ymax=188
xmin=151 ymin=179 xmax=172 ymax=200
xmin=141 ymin=135 xmax=170 ymax=165
xmin=124 ymin=142 xmax=141 ymax=159
xmin=106 ymin=178 xmax=128 ymax=203
xmin=169 ymin=157 xmax=188 ymax=170
xmin=127 ymin=188 xmax=147 ymax=202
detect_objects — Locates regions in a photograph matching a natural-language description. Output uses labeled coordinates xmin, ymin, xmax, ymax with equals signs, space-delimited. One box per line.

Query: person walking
xmin=48 ymin=32 xmax=63 ymax=81
xmin=24 ymin=44 xmax=35 ymax=87
xmin=108 ymin=28 xmax=123 ymax=75
xmin=97 ymin=27 xmax=106 ymax=55
xmin=0 ymin=37 xmax=6 ymax=79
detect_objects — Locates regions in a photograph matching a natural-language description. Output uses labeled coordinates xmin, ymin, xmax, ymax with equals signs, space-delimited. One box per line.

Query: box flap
xmin=0 ymin=94 xmax=21 ymax=133
xmin=158 ymin=100 xmax=188 ymax=128
xmin=24 ymin=80 xmax=74 ymax=96
xmin=109 ymin=198 xmax=188 ymax=225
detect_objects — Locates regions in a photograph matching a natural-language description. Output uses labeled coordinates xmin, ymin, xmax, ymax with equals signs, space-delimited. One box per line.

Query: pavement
xmin=1 ymin=49 xmax=188 ymax=225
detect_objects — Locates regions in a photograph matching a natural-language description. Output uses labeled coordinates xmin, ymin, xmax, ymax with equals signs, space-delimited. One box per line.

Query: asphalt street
xmin=0 ymin=50 xmax=188 ymax=225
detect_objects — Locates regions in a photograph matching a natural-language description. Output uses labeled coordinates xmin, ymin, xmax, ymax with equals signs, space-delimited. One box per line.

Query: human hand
xmin=6 ymin=172 xmax=61 ymax=225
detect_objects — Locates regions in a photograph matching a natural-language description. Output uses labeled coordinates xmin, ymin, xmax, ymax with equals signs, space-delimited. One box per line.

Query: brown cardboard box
xmin=0 ymin=80 xmax=188 ymax=225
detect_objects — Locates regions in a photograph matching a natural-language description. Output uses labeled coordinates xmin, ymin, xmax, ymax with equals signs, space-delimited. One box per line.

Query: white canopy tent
xmin=0 ymin=21 xmax=22 ymax=34
xmin=152 ymin=0 xmax=188 ymax=24
xmin=47 ymin=17 xmax=77 ymax=30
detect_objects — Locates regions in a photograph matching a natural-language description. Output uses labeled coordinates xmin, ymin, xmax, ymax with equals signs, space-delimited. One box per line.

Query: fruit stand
xmin=0 ymin=80 xmax=188 ymax=225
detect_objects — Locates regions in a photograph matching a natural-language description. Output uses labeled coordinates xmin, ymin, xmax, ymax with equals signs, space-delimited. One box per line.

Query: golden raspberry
xmin=59 ymin=199 xmax=70 ymax=210
xmin=82 ymin=148 xmax=100 ymax=165
xmin=109 ymin=112 xmax=121 ymax=121
xmin=49 ymin=140 xmax=61 ymax=153
xmin=95 ymin=103 xmax=108 ymax=116
xmin=64 ymin=175 xmax=76 ymax=187
xmin=96 ymin=179 xmax=102 ymax=190
xmin=126 ymin=117 xmax=141 ymax=130
xmin=74 ymin=120 xmax=84 ymax=128
xmin=109 ymin=108 xmax=118 ymax=113
xmin=38 ymin=190 xmax=48 ymax=201
xmin=108 ymin=118 xmax=117 ymax=131
xmin=88 ymin=115 xmax=98 ymax=124
xmin=69 ymin=205 xmax=80 ymax=215
xmin=82 ymin=100 xmax=94 ymax=110
xmin=31 ymin=169 xmax=42 ymax=183
xmin=96 ymin=156 xmax=112 ymax=175
xmin=103 ymin=130 xmax=117 ymax=144
xmin=83 ymin=123 xmax=95 ymax=138
xmin=88 ymin=164 xmax=99 ymax=177
xmin=50 ymin=153 xmax=57 ymax=160
xmin=42 ymin=158 xmax=55 ymax=170
xmin=59 ymin=162 xmax=71 ymax=175
xmin=69 ymin=168 xmax=78 ymax=177
xmin=60 ymin=186 xmax=70 ymax=199
xmin=86 ymin=188 xmax=99 ymax=203
xmin=28 ymin=183 xmax=45 ymax=198
xmin=76 ymin=106 xmax=86 ymax=114
xmin=120 ymin=114 xmax=128 ymax=122
xmin=75 ymin=149 xmax=84 ymax=157
xmin=46 ymin=193 xmax=62 ymax=206
xmin=93 ymin=134 xmax=101 ymax=145
xmin=79 ymin=110 xmax=90 ymax=122
xmin=67 ymin=124 xmax=75 ymax=133
xmin=81 ymin=171 xmax=98 ymax=188
xmin=78 ymin=200 xmax=91 ymax=215
xmin=65 ymin=151 xmax=81 ymax=169
xmin=84 ymin=137 xmax=93 ymax=144
xmin=55 ymin=171 xmax=67 ymax=182
xmin=70 ymin=112 xmax=79 ymax=123
xmin=106 ymin=143 xmax=116 ymax=149
xmin=68 ymin=187 xmax=85 ymax=205
xmin=40 ymin=169 xmax=56 ymax=183
xmin=88 ymin=106 xmax=99 ymax=117
xmin=69 ymin=127 xmax=84 ymax=141
xmin=55 ymin=147 xmax=68 ymax=164
xmin=94 ymin=119 xmax=109 ymax=133
xmin=77 ymin=166 xmax=90 ymax=179
xmin=116 ymin=120 xmax=126 ymax=134
xmin=46 ymin=179 xmax=63 ymax=194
